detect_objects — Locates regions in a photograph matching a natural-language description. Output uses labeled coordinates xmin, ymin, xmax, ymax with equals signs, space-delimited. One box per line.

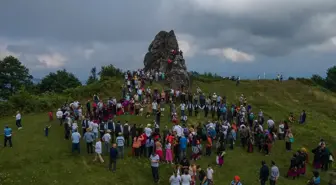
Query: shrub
xmin=0 ymin=78 xmax=123 ymax=117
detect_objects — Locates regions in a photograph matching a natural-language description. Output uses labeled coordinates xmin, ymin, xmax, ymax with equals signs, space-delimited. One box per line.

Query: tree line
xmin=0 ymin=56 xmax=123 ymax=100
xmin=1 ymin=55 xmax=336 ymax=101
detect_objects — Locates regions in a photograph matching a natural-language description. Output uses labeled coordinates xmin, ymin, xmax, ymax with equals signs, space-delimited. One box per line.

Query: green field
xmin=1 ymin=79 xmax=335 ymax=185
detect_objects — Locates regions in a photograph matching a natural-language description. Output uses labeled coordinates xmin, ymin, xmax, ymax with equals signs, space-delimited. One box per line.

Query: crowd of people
xmin=3 ymin=69 xmax=335 ymax=185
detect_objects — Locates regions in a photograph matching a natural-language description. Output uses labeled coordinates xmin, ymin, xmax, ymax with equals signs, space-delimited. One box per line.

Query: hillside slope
xmin=0 ymin=79 xmax=335 ymax=185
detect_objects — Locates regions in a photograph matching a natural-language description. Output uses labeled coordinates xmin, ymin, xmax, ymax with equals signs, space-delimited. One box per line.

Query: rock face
xmin=143 ymin=30 xmax=191 ymax=89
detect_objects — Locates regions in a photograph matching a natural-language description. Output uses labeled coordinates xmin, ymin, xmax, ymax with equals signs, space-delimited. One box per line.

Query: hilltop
xmin=0 ymin=78 xmax=335 ymax=185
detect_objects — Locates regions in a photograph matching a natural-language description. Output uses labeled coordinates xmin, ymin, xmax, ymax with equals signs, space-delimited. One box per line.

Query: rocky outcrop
xmin=143 ymin=30 xmax=191 ymax=89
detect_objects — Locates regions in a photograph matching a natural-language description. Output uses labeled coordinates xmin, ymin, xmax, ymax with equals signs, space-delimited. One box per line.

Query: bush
xmin=296 ymin=78 xmax=314 ymax=86
xmin=0 ymin=78 xmax=123 ymax=117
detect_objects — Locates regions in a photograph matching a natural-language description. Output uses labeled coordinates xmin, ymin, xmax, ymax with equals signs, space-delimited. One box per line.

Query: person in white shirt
xmin=93 ymin=138 xmax=104 ymax=163
xmin=169 ymin=171 xmax=181 ymax=185
xmin=267 ymin=117 xmax=275 ymax=131
xmin=181 ymin=170 xmax=192 ymax=185
xmin=152 ymin=101 xmax=158 ymax=115
xmin=180 ymin=103 xmax=186 ymax=117
xmin=91 ymin=121 xmax=99 ymax=140
xmin=15 ymin=111 xmax=22 ymax=129
xmin=102 ymin=130 xmax=112 ymax=154
xmin=144 ymin=124 xmax=152 ymax=137
xmin=278 ymin=122 xmax=285 ymax=140
xmin=173 ymin=125 xmax=183 ymax=137
xmin=207 ymin=165 xmax=214 ymax=183
xmin=72 ymin=122 xmax=78 ymax=133
xmin=77 ymin=108 xmax=83 ymax=121
xmin=56 ymin=108 xmax=63 ymax=125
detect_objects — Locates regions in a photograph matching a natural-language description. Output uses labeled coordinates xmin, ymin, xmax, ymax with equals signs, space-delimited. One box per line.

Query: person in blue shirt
xmin=44 ymin=125 xmax=52 ymax=137
xmin=109 ymin=143 xmax=118 ymax=172
xmin=4 ymin=125 xmax=13 ymax=147
xmin=179 ymin=136 xmax=187 ymax=159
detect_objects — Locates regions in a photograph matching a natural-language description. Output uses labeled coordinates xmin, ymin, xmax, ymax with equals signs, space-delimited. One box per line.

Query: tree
xmin=39 ymin=69 xmax=82 ymax=93
xmin=311 ymin=74 xmax=326 ymax=87
xmin=86 ymin=67 xmax=98 ymax=85
xmin=326 ymin=66 xmax=336 ymax=92
xmin=0 ymin=56 xmax=33 ymax=99
xmin=288 ymin=77 xmax=295 ymax=80
xmin=98 ymin=64 xmax=123 ymax=80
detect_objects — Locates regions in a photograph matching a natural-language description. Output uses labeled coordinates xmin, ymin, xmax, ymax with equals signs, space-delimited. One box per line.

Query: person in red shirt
xmin=48 ymin=111 xmax=53 ymax=122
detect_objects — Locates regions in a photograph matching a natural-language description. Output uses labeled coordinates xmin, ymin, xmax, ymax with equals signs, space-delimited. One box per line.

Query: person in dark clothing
xmin=197 ymin=165 xmax=207 ymax=185
xmin=109 ymin=143 xmax=118 ymax=172
xmin=259 ymin=161 xmax=269 ymax=185
xmin=299 ymin=110 xmax=306 ymax=124
xmin=115 ymin=121 xmax=122 ymax=138
xmin=123 ymin=122 xmax=130 ymax=147
xmin=204 ymin=104 xmax=209 ymax=117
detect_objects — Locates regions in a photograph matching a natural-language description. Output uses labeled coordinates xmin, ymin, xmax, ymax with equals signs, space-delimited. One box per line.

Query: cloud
xmin=307 ymin=37 xmax=336 ymax=53
xmin=0 ymin=0 xmax=336 ymax=80
xmin=176 ymin=33 xmax=198 ymax=58
xmin=36 ymin=53 xmax=67 ymax=69
xmin=206 ymin=48 xmax=255 ymax=62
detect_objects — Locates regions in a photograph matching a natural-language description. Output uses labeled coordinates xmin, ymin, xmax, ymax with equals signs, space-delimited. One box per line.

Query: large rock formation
xmin=143 ymin=30 xmax=191 ymax=89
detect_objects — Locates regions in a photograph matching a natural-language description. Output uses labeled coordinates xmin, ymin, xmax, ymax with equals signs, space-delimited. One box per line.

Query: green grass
xmin=1 ymin=79 xmax=335 ymax=185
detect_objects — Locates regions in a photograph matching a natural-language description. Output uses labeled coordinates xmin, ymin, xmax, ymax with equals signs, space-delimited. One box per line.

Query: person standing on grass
xmin=102 ymin=130 xmax=112 ymax=155
xmin=56 ymin=108 xmax=63 ymax=126
xmin=197 ymin=165 xmax=207 ymax=185
xmin=4 ymin=125 xmax=13 ymax=147
xmin=44 ymin=125 xmax=51 ymax=137
xmin=93 ymin=138 xmax=104 ymax=163
xmin=169 ymin=170 xmax=181 ymax=185
xmin=207 ymin=165 xmax=214 ymax=184
xmin=71 ymin=129 xmax=81 ymax=153
xmin=270 ymin=161 xmax=280 ymax=185
xmin=181 ymin=169 xmax=192 ymax=185
xmin=116 ymin=132 xmax=125 ymax=159
xmin=259 ymin=161 xmax=269 ymax=185
xmin=150 ymin=152 xmax=160 ymax=183
xmin=123 ymin=121 xmax=130 ymax=147
xmin=109 ymin=143 xmax=118 ymax=172
xmin=83 ymin=128 xmax=94 ymax=154
xmin=285 ymin=129 xmax=294 ymax=151
xmin=15 ymin=111 xmax=22 ymax=129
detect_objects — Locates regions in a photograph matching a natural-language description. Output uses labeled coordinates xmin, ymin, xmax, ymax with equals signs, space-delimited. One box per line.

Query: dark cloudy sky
xmin=1 ymin=0 xmax=336 ymax=80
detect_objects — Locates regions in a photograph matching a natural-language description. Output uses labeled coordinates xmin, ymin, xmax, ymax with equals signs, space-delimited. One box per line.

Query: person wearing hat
xmin=116 ymin=132 xmax=125 ymax=159
xmin=4 ymin=125 xmax=13 ymax=147
xmin=83 ymin=128 xmax=95 ymax=154
xmin=231 ymin=175 xmax=242 ymax=185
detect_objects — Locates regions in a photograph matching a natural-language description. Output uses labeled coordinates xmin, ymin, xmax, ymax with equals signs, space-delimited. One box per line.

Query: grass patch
xmin=0 ymin=80 xmax=335 ymax=185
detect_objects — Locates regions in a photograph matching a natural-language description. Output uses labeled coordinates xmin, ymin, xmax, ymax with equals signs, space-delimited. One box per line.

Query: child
xmin=165 ymin=141 xmax=173 ymax=164
xmin=44 ymin=125 xmax=52 ymax=137
xmin=216 ymin=151 xmax=225 ymax=167
xmin=48 ymin=111 xmax=53 ymax=122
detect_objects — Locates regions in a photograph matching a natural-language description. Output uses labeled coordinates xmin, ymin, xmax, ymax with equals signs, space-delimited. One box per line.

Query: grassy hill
xmin=0 ymin=79 xmax=335 ymax=185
